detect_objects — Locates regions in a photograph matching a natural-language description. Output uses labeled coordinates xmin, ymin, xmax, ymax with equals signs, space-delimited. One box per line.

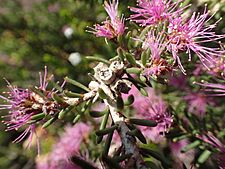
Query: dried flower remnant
xmin=0 ymin=67 xmax=58 ymax=149
xmin=143 ymin=58 xmax=172 ymax=77
xmin=89 ymin=0 xmax=125 ymax=39
xmin=167 ymin=7 xmax=225 ymax=74
xmin=129 ymin=0 xmax=183 ymax=26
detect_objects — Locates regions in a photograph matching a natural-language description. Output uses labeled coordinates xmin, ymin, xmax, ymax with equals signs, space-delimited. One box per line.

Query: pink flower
xmin=89 ymin=0 xmax=125 ymax=39
xmin=193 ymin=58 xmax=225 ymax=78
xmin=184 ymin=92 xmax=213 ymax=117
xmin=38 ymin=123 xmax=91 ymax=169
xmin=127 ymin=86 xmax=173 ymax=143
xmin=167 ymin=7 xmax=225 ymax=74
xmin=0 ymin=67 xmax=55 ymax=149
xmin=142 ymin=30 xmax=172 ymax=77
xmin=50 ymin=123 xmax=90 ymax=165
xmin=129 ymin=0 xmax=183 ymax=26
xmin=142 ymin=30 xmax=166 ymax=60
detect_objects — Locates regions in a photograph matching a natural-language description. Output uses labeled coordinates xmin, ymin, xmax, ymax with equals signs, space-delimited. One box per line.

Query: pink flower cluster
xmin=129 ymin=0 xmax=183 ymax=26
xmin=90 ymin=0 xmax=125 ymax=39
xmin=0 ymin=67 xmax=55 ymax=149
xmin=125 ymin=86 xmax=173 ymax=143
xmin=130 ymin=0 xmax=225 ymax=74
xmin=36 ymin=122 xmax=91 ymax=169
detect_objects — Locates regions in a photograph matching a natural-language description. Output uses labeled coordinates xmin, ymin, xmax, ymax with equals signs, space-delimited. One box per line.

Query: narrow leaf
xmin=125 ymin=53 xmax=136 ymax=66
xmin=197 ymin=150 xmax=211 ymax=164
xmin=95 ymin=125 xmax=118 ymax=136
xmin=31 ymin=112 xmax=45 ymax=121
xmin=181 ymin=140 xmax=201 ymax=153
xmin=126 ymin=67 xmax=141 ymax=74
xmin=124 ymin=94 xmax=135 ymax=106
xmin=129 ymin=118 xmax=157 ymax=127
xmin=65 ymin=77 xmax=90 ymax=92
xmin=85 ymin=56 xmax=110 ymax=65
xmin=42 ymin=116 xmax=57 ymax=128
xmin=97 ymin=109 xmax=110 ymax=144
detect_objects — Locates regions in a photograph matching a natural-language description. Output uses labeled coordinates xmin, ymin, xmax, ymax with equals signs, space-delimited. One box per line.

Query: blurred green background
xmin=0 ymin=0 xmax=224 ymax=168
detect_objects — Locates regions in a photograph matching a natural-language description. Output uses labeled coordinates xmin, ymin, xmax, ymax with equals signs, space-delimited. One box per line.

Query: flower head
xmin=142 ymin=30 xmax=172 ymax=77
xmin=184 ymin=92 xmax=213 ymax=117
xmin=142 ymin=29 xmax=166 ymax=60
xmin=0 ymin=67 xmax=59 ymax=147
xmin=128 ymin=86 xmax=173 ymax=142
xmin=129 ymin=0 xmax=183 ymax=26
xmin=89 ymin=0 xmax=125 ymax=39
xmin=167 ymin=7 xmax=225 ymax=74
xmin=194 ymin=57 xmax=225 ymax=78
xmin=48 ymin=123 xmax=90 ymax=169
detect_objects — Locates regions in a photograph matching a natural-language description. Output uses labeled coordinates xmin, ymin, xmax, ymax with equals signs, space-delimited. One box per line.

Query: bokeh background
xmin=0 ymin=0 xmax=224 ymax=168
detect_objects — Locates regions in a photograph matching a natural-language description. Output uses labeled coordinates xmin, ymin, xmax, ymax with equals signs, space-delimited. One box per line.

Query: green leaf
xmin=141 ymin=50 xmax=147 ymax=66
xmin=114 ymin=154 xmax=132 ymax=162
xmin=102 ymin=156 xmax=121 ymax=169
xmin=31 ymin=112 xmax=45 ymax=121
xmin=71 ymin=156 xmax=98 ymax=169
xmin=42 ymin=116 xmax=57 ymax=128
xmin=51 ymin=92 xmax=64 ymax=104
xmin=89 ymin=111 xmax=105 ymax=118
xmin=140 ymin=75 xmax=147 ymax=83
xmin=97 ymin=109 xmax=110 ymax=144
xmin=85 ymin=56 xmax=110 ymax=65
xmin=98 ymin=88 xmax=108 ymax=99
xmin=181 ymin=140 xmax=201 ymax=153
xmin=58 ymin=105 xmax=75 ymax=119
xmin=63 ymin=90 xmax=83 ymax=98
xmin=124 ymin=94 xmax=135 ymax=106
xmin=126 ymin=67 xmax=142 ymax=74
xmin=127 ymin=129 xmax=147 ymax=144
xmin=140 ymin=147 xmax=171 ymax=167
xmin=65 ymin=77 xmax=90 ymax=92
xmin=116 ymin=96 xmax=124 ymax=110
xmin=140 ymin=88 xmax=148 ymax=97
xmin=197 ymin=150 xmax=211 ymax=164
xmin=95 ymin=125 xmax=118 ymax=136
xmin=73 ymin=114 xmax=81 ymax=124
xmin=117 ymin=47 xmax=124 ymax=61
xmin=129 ymin=118 xmax=157 ymax=127
xmin=125 ymin=53 xmax=136 ymax=66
